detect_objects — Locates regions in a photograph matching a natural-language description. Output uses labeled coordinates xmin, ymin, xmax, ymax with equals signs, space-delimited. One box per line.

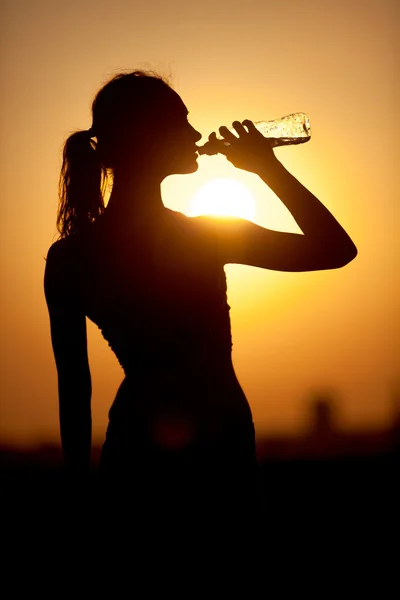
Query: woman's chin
xmin=186 ymin=161 xmax=199 ymax=174
xmin=182 ymin=156 xmax=199 ymax=173
xmin=165 ymin=156 xmax=199 ymax=177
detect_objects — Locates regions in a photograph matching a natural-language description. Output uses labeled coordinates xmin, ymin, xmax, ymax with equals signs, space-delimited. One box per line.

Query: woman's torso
xmin=63 ymin=208 xmax=254 ymax=446
xmin=83 ymin=209 xmax=232 ymax=371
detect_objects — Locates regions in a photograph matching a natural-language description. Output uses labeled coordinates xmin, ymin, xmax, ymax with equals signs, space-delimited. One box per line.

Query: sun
xmin=189 ymin=178 xmax=256 ymax=221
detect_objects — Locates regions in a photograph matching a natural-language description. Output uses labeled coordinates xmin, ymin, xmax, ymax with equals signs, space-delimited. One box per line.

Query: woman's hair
xmin=57 ymin=70 xmax=172 ymax=237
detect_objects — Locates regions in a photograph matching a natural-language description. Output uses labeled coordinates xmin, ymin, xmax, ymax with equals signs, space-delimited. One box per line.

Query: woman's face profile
xmin=123 ymin=88 xmax=203 ymax=179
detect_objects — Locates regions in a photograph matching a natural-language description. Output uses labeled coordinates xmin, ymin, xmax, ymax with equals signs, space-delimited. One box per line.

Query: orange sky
xmin=0 ymin=0 xmax=399 ymax=447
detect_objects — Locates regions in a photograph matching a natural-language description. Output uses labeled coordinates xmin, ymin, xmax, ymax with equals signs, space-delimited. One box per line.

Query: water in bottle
xmin=196 ymin=112 xmax=311 ymax=155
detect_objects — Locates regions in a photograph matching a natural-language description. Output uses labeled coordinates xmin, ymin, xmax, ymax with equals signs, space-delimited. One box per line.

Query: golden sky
xmin=0 ymin=0 xmax=399 ymax=446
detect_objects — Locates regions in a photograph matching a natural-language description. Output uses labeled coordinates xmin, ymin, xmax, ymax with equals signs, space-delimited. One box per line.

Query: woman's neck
xmin=105 ymin=169 xmax=166 ymax=225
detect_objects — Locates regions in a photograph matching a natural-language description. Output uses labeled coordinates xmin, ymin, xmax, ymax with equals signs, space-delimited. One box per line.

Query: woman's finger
xmin=242 ymin=119 xmax=260 ymax=135
xmin=218 ymin=125 xmax=238 ymax=142
xmin=232 ymin=121 xmax=248 ymax=136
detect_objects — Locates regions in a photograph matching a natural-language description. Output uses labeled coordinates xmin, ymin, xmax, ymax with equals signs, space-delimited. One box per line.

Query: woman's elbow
xmin=327 ymin=241 xmax=358 ymax=269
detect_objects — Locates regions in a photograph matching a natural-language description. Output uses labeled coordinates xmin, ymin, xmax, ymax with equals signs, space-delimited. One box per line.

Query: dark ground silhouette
xmin=2 ymin=421 xmax=396 ymax=587
xmin=2 ymin=424 xmax=396 ymax=529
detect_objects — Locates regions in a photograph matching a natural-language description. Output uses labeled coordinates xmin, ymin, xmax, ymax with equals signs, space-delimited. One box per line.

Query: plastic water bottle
xmin=197 ymin=112 xmax=311 ymax=155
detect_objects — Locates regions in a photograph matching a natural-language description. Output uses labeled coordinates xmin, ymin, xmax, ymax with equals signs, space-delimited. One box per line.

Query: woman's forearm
xmin=258 ymin=158 xmax=357 ymax=260
xmin=58 ymin=383 xmax=92 ymax=473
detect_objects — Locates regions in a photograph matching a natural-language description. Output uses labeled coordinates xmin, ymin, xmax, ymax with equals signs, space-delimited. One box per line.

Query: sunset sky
xmin=0 ymin=0 xmax=398 ymax=447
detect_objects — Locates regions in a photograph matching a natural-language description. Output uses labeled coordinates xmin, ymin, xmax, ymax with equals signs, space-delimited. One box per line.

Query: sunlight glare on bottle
xmin=190 ymin=178 xmax=256 ymax=221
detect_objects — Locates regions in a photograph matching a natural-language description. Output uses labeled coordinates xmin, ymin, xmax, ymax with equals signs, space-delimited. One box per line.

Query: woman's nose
xmin=191 ymin=126 xmax=202 ymax=143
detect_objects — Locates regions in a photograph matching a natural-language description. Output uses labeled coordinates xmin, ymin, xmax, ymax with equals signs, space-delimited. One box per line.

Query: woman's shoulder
xmin=46 ymin=235 xmax=81 ymax=264
xmin=170 ymin=209 xmax=242 ymax=229
xmin=167 ymin=209 xmax=220 ymax=237
xmin=166 ymin=210 xmax=221 ymax=253
xmin=170 ymin=210 xmax=247 ymax=249
xmin=45 ymin=234 xmax=88 ymax=284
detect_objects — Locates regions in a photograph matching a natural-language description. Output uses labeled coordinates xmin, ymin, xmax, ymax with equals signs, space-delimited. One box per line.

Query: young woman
xmin=44 ymin=70 xmax=357 ymax=528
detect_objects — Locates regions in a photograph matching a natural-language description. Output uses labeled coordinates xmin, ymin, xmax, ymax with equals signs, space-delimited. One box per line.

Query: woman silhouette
xmin=44 ymin=70 xmax=356 ymax=530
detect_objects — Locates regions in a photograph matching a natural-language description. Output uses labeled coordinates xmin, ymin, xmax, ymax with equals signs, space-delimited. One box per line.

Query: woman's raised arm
xmin=206 ymin=120 xmax=357 ymax=271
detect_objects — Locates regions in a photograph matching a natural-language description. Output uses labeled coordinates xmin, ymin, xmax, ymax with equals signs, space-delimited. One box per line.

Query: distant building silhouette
xmin=311 ymin=396 xmax=336 ymax=436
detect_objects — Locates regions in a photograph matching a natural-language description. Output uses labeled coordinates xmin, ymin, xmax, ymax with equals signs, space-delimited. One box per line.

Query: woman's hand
xmin=210 ymin=120 xmax=279 ymax=174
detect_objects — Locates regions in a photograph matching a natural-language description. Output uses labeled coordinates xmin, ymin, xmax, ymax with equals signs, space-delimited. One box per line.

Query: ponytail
xmin=57 ymin=130 xmax=108 ymax=237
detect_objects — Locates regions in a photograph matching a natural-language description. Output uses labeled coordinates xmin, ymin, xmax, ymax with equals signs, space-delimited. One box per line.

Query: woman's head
xmin=92 ymin=70 xmax=201 ymax=174
xmin=57 ymin=70 xmax=201 ymax=236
